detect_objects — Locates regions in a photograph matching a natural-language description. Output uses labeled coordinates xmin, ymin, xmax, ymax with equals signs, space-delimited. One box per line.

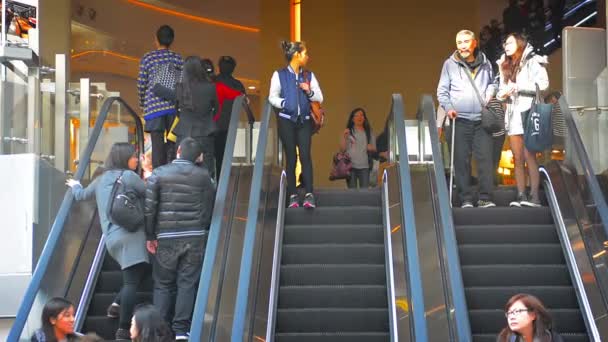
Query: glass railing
xmin=422 ymin=94 xmax=473 ymax=341
xmin=189 ymin=96 xmax=263 ymax=341
xmin=8 ymin=97 xmax=144 ymax=341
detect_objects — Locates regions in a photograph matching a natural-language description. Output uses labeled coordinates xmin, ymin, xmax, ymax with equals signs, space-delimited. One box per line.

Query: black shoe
xmin=461 ymin=201 xmax=474 ymax=208
xmin=106 ymin=303 xmax=120 ymax=319
xmin=288 ymin=194 xmax=299 ymax=208
xmin=303 ymin=193 xmax=316 ymax=208
xmin=477 ymin=200 xmax=496 ymax=208
xmin=115 ymin=328 xmax=130 ymax=340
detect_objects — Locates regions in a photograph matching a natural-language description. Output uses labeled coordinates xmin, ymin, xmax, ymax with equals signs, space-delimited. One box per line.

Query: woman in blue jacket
xmin=66 ymin=143 xmax=148 ymax=340
xmin=268 ymin=41 xmax=323 ymax=208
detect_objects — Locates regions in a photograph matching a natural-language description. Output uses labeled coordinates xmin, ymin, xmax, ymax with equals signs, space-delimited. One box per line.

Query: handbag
xmin=151 ymin=61 xmax=182 ymax=91
xmin=463 ymin=67 xmax=504 ymax=134
xmin=107 ymin=171 xmax=144 ymax=232
xmin=329 ymin=151 xmax=352 ymax=180
xmin=304 ymin=70 xmax=325 ymax=134
xmin=521 ymin=84 xmax=553 ymax=152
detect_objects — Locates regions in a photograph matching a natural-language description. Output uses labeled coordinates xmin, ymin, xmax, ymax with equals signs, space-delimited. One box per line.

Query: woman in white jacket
xmin=496 ymin=33 xmax=549 ymax=207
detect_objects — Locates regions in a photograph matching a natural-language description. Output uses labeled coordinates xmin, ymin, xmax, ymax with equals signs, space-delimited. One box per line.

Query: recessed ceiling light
xmin=248 ymin=86 xmax=256 ymax=89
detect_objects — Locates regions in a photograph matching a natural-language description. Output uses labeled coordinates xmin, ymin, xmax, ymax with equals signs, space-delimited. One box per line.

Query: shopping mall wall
xmin=262 ymin=0 xmax=481 ymax=188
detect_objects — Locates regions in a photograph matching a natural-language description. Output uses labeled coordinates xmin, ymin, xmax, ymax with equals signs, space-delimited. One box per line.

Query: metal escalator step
xmin=82 ymin=315 xmax=118 ymax=341
xmin=282 ymin=244 xmax=385 ymax=265
xmin=458 ymin=243 xmax=565 ymax=265
xmin=465 ymin=286 xmax=578 ymax=310
xmin=284 ymin=206 xmax=382 ymax=226
xmin=453 ymin=207 xmax=553 ymax=226
xmin=315 ymin=188 xmax=382 ymax=207
xmin=278 ymin=285 xmax=387 ymax=309
xmin=468 ymin=309 xmax=586 ymax=335
xmin=455 ymin=224 xmax=558 ymax=244
xmin=462 ymin=265 xmax=571 ymax=287
xmin=275 ymin=332 xmax=390 ymax=342
xmin=283 ymin=225 xmax=383 ymax=244
xmin=87 ymin=292 xmax=152 ymax=316
xmin=96 ymin=271 xmax=153 ymax=292
xmin=275 ymin=308 xmax=389 ymax=333
xmin=280 ymin=264 xmax=386 ymax=286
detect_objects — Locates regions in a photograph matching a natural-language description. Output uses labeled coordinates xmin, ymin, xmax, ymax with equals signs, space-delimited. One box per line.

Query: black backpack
xmin=106 ymin=171 xmax=144 ymax=232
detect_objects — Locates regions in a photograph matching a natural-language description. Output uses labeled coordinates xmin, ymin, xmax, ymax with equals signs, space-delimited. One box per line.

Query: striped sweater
xmin=137 ymin=49 xmax=183 ymax=121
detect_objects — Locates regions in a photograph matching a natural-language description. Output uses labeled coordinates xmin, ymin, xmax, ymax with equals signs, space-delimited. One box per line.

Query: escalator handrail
xmin=559 ymin=97 xmax=608 ymax=236
xmin=423 ymin=94 xmax=473 ymax=340
xmin=8 ymin=96 xmax=144 ymax=341
xmin=189 ymin=95 xmax=247 ymax=341
xmin=390 ymin=94 xmax=429 ymax=341
xmin=231 ymin=100 xmax=274 ymax=341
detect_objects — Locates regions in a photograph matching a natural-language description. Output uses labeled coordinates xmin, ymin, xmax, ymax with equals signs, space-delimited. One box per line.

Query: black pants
xmin=118 ymin=262 xmax=148 ymax=329
xmin=278 ymin=118 xmax=313 ymax=196
xmin=148 ymin=115 xmax=176 ymax=169
xmin=348 ymin=168 xmax=370 ymax=189
xmin=177 ymin=135 xmax=216 ymax=180
xmin=445 ymin=118 xmax=494 ymax=203
xmin=214 ymin=130 xmax=228 ymax=179
xmin=153 ymin=237 xmax=207 ymax=335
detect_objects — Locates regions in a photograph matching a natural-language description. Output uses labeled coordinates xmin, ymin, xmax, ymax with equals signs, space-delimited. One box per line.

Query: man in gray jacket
xmin=437 ymin=29 xmax=496 ymax=208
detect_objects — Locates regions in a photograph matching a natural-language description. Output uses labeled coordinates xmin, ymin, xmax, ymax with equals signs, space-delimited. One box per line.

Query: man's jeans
xmin=153 ymin=236 xmax=207 ymax=335
xmin=445 ymin=118 xmax=494 ymax=204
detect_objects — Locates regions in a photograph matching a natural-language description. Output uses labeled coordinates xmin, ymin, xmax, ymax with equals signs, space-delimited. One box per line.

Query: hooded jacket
xmin=437 ymin=50 xmax=496 ymax=121
xmin=496 ymin=43 xmax=549 ymax=131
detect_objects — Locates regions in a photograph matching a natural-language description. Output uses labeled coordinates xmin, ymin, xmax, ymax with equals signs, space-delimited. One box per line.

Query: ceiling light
xmin=248 ymin=86 xmax=256 ymax=90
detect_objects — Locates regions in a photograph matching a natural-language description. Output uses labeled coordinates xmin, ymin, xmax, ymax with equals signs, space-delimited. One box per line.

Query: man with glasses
xmin=437 ymin=30 xmax=497 ymax=208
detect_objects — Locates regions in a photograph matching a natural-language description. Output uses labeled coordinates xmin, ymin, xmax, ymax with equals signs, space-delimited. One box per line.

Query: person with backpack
xmin=268 ymin=40 xmax=323 ymax=208
xmin=496 ymin=33 xmax=549 ymax=207
xmin=66 ymin=143 xmax=148 ymax=341
xmin=340 ymin=108 xmax=376 ymax=189
xmin=144 ymin=138 xmax=216 ymax=340
xmin=138 ymin=25 xmax=183 ymax=169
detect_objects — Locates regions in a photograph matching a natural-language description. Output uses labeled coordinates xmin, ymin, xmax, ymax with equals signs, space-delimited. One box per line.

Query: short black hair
xmin=156 ymin=25 xmax=175 ymax=47
xmin=105 ymin=143 xmax=136 ymax=170
xmin=219 ymin=56 xmax=236 ymax=75
xmin=179 ymin=137 xmax=203 ymax=162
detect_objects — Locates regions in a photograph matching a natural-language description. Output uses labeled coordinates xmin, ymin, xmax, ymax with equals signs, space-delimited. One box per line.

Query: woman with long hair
xmin=340 ymin=107 xmax=376 ymax=189
xmin=268 ymin=41 xmax=324 ymax=208
xmin=496 ymin=33 xmax=549 ymax=207
xmin=129 ymin=305 xmax=173 ymax=342
xmin=498 ymin=293 xmax=564 ymax=342
xmin=31 ymin=297 xmax=77 ymax=342
xmin=66 ymin=143 xmax=148 ymax=340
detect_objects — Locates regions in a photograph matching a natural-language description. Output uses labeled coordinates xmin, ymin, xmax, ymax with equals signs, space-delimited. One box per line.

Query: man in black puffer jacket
xmin=144 ymin=137 xmax=216 ymax=339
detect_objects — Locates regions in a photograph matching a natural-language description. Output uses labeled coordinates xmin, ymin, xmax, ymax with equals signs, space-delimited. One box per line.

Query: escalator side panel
xmin=542 ymin=162 xmax=608 ymax=337
xmin=410 ymin=165 xmax=452 ymax=341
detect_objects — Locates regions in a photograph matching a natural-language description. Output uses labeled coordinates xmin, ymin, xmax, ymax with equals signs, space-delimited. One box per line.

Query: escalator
xmin=8 ymin=95 xmax=255 ymax=341
xmin=187 ymin=96 xmax=429 ymax=341
xmin=415 ymin=94 xmax=608 ymax=341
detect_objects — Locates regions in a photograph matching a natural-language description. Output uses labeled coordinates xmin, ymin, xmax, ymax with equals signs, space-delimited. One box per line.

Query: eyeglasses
xmin=505 ymin=309 xmax=530 ymax=317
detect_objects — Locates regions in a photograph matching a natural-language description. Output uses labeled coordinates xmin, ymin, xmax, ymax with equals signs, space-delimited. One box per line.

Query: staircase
xmin=274 ymin=189 xmax=390 ymax=342
xmin=454 ymin=189 xmax=589 ymax=342
xmin=82 ymin=256 xmax=153 ymax=340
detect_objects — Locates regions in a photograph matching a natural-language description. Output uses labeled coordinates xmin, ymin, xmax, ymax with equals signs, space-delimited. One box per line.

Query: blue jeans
xmin=348 ymin=168 xmax=370 ymax=189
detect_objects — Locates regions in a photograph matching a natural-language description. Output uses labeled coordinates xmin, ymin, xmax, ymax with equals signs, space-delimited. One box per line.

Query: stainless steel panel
xmin=53 ymin=54 xmax=68 ymax=172
xmin=26 ymin=69 xmax=40 ymax=154
xmin=78 ymin=79 xmax=90 ymax=172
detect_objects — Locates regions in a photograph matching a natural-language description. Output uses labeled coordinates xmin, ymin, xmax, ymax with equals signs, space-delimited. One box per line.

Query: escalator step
xmin=280 ymin=264 xmax=386 ymax=286
xmin=458 ymin=244 xmax=564 ymax=265
xmin=285 ymin=206 xmax=382 ymax=226
xmin=455 ymin=224 xmax=558 ymax=244
xmin=275 ymin=308 xmax=389 ymax=333
xmin=278 ymin=285 xmax=387 ymax=309
xmin=472 ymin=334 xmax=590 ymax=342
xmin=87 ymin=292 xmax=153 ymax=316
xmin=283 ymin=225 xmax=383 ymax=244
xmin=82 ymin=315 xmax=118 ymax=341
xmin=315 ymin=188 xmax=382 ymax=207
xmin=453 ymin=207 xmax=553 ymax=226
xmin=281 ymin=244 xmax=385 ymax=265
xmin=275 ymin=332 xmax=390 ymax=342
xmin=462 ymin=265 xmax=571 ymax=286
xmin=468 ymin=309 xmax=586 ymax=334
xmin=96 ymin=271 xmax=154 ymax=292
xmin=465 ymin=286 xmax=579 ymax=310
